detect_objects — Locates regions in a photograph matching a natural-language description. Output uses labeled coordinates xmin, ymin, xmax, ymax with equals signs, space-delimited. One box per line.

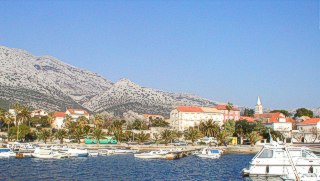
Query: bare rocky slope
xmin=0 ymin=46 xmax=217 ymax=116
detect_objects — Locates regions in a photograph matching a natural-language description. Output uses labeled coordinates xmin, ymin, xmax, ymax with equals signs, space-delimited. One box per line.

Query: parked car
xmin=196 ymin=137 xmax=217 ymax=145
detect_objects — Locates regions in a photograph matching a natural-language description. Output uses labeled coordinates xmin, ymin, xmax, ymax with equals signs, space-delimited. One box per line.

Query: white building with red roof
xmin=66 ymin=108 xmax=90 ymax=121
xmin=213 ymin=104 xmax=240 ymax=122
xmin=52 ymin=112 xmax=66 ymax=129
xmin=170 ymin=106 xmax=223 ymax=131
xmin=254 ymin=112 xmax=293 ymax=138
xmin=296 ymin=118 xmax=320 ymax=143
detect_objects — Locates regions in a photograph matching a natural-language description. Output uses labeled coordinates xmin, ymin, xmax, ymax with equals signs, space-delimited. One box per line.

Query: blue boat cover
xmin=210 ymin=150 xmax=220 ymax=153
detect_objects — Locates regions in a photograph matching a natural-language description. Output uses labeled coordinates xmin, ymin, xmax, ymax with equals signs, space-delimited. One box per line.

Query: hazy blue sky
xmin=1 ymin=1 xmax=320 ymax=109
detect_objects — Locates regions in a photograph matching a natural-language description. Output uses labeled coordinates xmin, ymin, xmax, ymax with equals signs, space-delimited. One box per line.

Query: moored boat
xmin=134 ymin=150 xmax=168 ymax=159
xmin=0 ymin=148 xmax=16 ymax=158
xmin=67 ymin=148 xmax=88 ymax=157
xmin=194 ymin=148 xmax=222 ymax=159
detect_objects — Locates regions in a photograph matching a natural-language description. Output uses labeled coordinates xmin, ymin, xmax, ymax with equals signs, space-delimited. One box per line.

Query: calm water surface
xmin=0 ymin=154 xmax=254 ymax=181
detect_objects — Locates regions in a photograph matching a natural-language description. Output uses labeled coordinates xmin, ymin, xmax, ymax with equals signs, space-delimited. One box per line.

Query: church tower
xmin=255 ymin=96 xmax=263 ymax=114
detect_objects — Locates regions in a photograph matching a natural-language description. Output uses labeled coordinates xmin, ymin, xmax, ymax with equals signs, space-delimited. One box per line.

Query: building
xmin=255 ymin=96 xmax=263 ymax=114
xmin=254 ymin=112 xmax=293 ymax=138
xmin=65 ymin=109 xmax=90 ymax=121
xmin=170 ymin=106 xmax=224 ymax=131
xmin=143 ymin=114 xmax=164 ymax=121
xmin=296 ymin=118 xmax=320 ymax=143
xmin=213 ymin=104 xmax=240 ymax=122
xmin=30 ymin=109 xmax=48 ymax=118
xmin=52 ymin=112 xmax=66 ymax=129
xmin=240 ymin=116 xmax=255 ymax=122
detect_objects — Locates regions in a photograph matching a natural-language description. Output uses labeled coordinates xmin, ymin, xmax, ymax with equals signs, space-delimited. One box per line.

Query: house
xmin=170 ymin=106 xmax=224 ymax=131
xmin=65 ymin=109 xmax=89 ymax=122
xmin=143 ymin=114 xmax=164 ymax=121
xmin=30 ymin=109 xmax=48 ymax=118
xmin=52 ymin=112 xmax=66 ymax=129
xmin=254 ymin=112 xmax=293 ymax=138
xmin=240 ymin=116 xmax=255 ymax=122
xmin=296 ymin=118 xmax=320 ymax=143
xmin=213 ymin=104 xmax=240 ymax=122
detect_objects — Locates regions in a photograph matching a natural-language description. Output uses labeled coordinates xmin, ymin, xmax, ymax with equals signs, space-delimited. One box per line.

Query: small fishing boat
xmin=67 ymin=148 xmax=88 ymax=157
xmin=88 ymin=152 xmax=99 ymax=157
xmin=195 ymin=148 xmax=222 ymax=159
xmin=0 ymin=148 xmax=16 ymax=158
xmin=134 ymin=150 xmax=168 ymax=159
xmin=98 ymin=149 xmax=115 ymax=156
xmin=113 ymin=148 xmax=139 ymax=155
xmin=31 ymin=148 xmax=66 ymax=159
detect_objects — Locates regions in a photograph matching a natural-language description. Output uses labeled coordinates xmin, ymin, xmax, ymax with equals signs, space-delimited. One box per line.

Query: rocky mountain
xmin=0 ymin=46 xmax=217 ymax=116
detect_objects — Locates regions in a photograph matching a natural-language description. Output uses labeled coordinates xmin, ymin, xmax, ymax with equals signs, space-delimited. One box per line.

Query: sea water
xmin=0 ymin=154 xmax=254 ymax=181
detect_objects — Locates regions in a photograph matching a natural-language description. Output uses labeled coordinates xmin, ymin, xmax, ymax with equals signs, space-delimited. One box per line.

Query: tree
xmin=310 ymin=127 xmax=320 ymax=143
xmin=37 ymin=129 xmax=51 ymax=144
xmin=72 ymin=127 xmax=84 ymax=144
xmin=161 ymin=129 xmax=174 ymax=146
xmin=294 ymin=108 xmax=313 ymax=118
xmin=14 ymin=104 xmax=31 ymax=141
xmin=131 ymin=119 xmax=143 ymax=130
xmin=243 ymin=108 xmax=255 ymax=117
xmin=247 ymin=131 xmax=261 ymax=146
xmin=113 ymin=129 xmax=124 ymax=143
xmin=184 ymin=127 xmax=203 ymax=145
xmin=46 ymin=113 xmax=56 ymax=127
xmin=77 ymin=116 xmax=88 ymax=129
xmin=83 ymin=125 xmax=92 ymax=138
xmin=135 ymin=131 xmax=150 ymax=144
xmin=226 ymin=102 xmax=234 ymax=120
xmin=2 ymin=111 xmax=14 ymax=132
xmin=216 ymin=130 xmax=229 ymax=146
xmin=270 ymin=110 xmax=291 ymax=117
xmin=93 ymin=114 xmax=104 ymax=128
xmin=64 ymin=115 xmax=73 ymax=128
xmin=8 ymin=124 xmax=31 ymax=142
xmin=199 ymin=120 xmax=220 ymax=137
xmin=54 ymin=129 xmax=68 ymax=144
xmin=92 ymin=128 xmax=106 ymax=145
xmin=150 ymin=118 xmax=170 ymax=127
xmin=153 ymin=133 xmax=160 ymax=145
xmin=224 ymin=120 xmax=236 ymax=136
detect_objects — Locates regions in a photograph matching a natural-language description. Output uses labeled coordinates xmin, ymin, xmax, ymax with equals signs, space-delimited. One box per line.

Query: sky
xmin=1 ymin=0 xmax=320 ymax=109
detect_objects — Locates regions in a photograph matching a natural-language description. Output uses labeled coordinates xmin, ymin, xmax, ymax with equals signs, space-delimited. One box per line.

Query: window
xmin=258 ymin=149 xmax=273 ymax=158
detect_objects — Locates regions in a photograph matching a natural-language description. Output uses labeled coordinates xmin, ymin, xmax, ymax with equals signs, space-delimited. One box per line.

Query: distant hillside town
xmin=0 ymin=96 xmax=319 ymax=145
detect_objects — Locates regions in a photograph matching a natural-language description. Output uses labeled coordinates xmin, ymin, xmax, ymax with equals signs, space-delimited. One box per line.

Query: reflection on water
xmin=0 ymin=154 xmax=255 ymax=180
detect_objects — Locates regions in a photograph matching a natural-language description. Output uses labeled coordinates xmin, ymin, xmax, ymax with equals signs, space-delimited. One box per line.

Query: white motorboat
xmin=134 ymin=150 xmax=168 ymax=159
xmin=88 ymin=152 xmax=99 ymax=157
xmin=67 ymin=148 xmax=88 ymax=157
xmin=0 ymin=148 xmax=16 ymax=158
xmin=113 ymin=148 xmax=139 ymax=155
xmin=31 ymin=148 xmax=66 ymax=159
xmin=242 ymin=141 xmax=320 ymax=181
xmin=98 ymin=149 xmax=115 ymax=156
xmin=195 ymin=148 xmax=222 ymax=159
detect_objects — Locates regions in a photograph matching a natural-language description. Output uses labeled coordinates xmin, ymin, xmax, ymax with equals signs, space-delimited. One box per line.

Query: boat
xmin=113 ymin=148 xmax=139 ymax=155
xmin=88 ymin=152 xmax=99 ymax=157
xmin=0 ymin=148 xmax=16 ymax=158
xmin=242 ymin=132 xmax=320 ymax=181
xmin=98 ymin=149 xmax=115 ymax=156
xmin=31 ymin=148 xmax=66 ymax=159
xmin=194 ymin=148 xmax=222 ymax=159
xmin=134 ymin=150 xmax=168 ymax=159
xmin=67 ymin=148 xmax=88 ymax=157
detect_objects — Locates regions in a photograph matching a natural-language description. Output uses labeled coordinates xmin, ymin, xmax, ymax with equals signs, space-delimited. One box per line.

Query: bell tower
xmin=255 ymin=96 xmax=263 ymax=114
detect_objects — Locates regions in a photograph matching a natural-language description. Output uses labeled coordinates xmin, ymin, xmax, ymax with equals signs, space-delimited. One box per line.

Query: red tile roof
xmin=214 ymin=105 xmax=240 ymax=111
xmin=240 ymin=116 xmax=255 ymax=122
xmin=53 ymin=112 xmax=66 ymax=117
xmin=298 ymin=118 xmax=320 ymax=125
xmin=176 ymin=106 xmax=204 ymax=112
xmin=254 ymin=112 xmax=286 ymax=123
xmin=66 ymin=109 xmax=89 ymax=116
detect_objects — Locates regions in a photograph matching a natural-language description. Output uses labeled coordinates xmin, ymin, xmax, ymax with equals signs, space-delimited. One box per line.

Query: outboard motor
xmin=308 ymin=166 xmax=313 ymax=173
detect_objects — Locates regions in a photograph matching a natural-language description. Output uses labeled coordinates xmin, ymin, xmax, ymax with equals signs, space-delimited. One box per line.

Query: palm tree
xmin=135 ymin=131 xmax=150 ymax=144
xmin=113 ymin=128 xmax=124 ymax=143
xmin=64 ymin=115 xmax=73 ymax=129
xmin=83 ymin=125 xmax=92 ymax=138
xmin=38 ymin=129 xmax=51 ymax=144
xmin=1 ymin=111 xmax=14 ymax=132
xmin=226 ymin=102 xmax=234 ymax=121
xmin=153 ymin=133 xmax=160 ymax=146
xmin=54 ymin=129 xmax=68 ymax=144
xmin=92 ymin=128 xmax=106 ymax=145
xmin=46 ymin=112 xmax=56 ymax=127
xmin=77 ymin=116 xmax=88 ymax=129
xmin=13 ymin=103 xmax=30 ymax=141
xmin=199 ymin=120 xmax=220 ymax=137
xmin=93 ymin=114 xmax=104 ymax=128
xmin=247 ymin=131 xmax=261 ymax=146
xmin=184 ymin=127 xmax=203 ymax=145
xmin=161 ymin=129 xmax=173 ymax=146
xmin=216 ymin=130 xmax=229 ymax=146
xmin=72 ymin=127 xmax=84 ymax=144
